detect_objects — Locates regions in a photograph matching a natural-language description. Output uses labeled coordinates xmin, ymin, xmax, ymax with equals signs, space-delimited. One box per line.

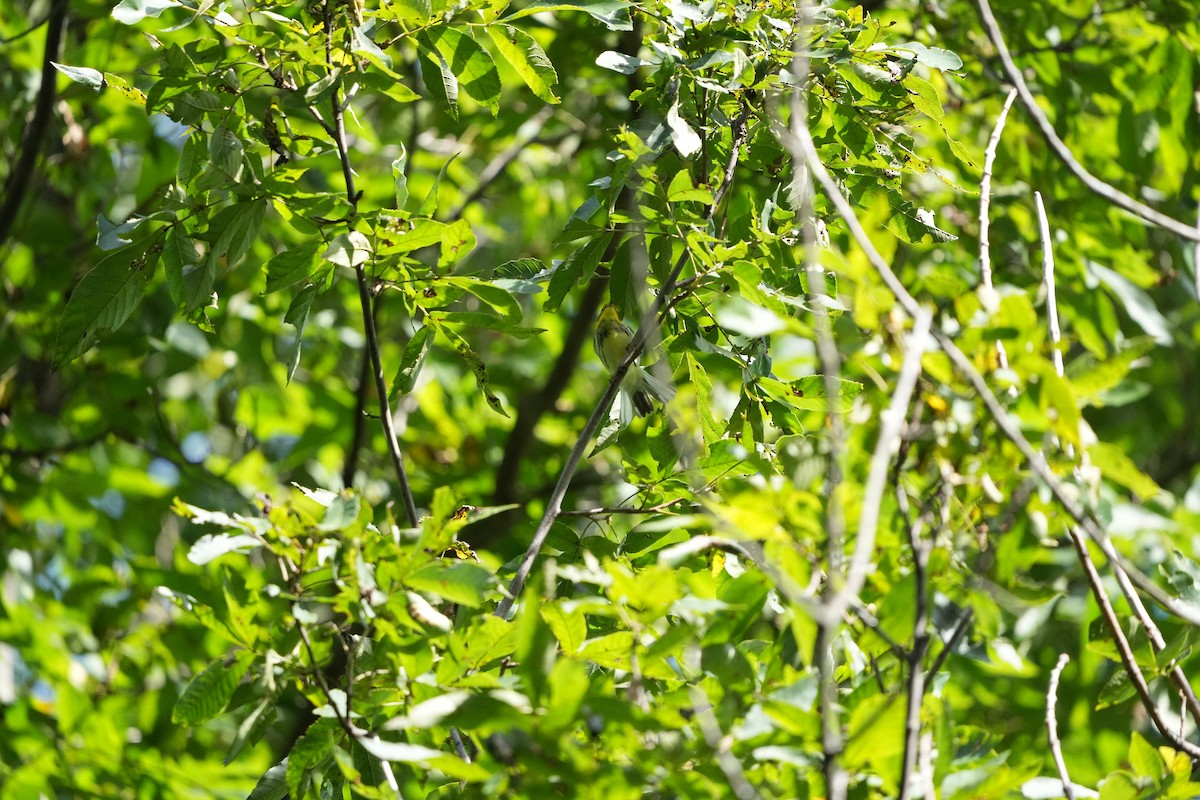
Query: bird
xmin=593 ymin=303 xmax=675 ymax=425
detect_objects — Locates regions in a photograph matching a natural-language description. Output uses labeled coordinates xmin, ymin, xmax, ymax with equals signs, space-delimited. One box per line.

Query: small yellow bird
xmin=593 ymin=303 xmax=675 ymax=424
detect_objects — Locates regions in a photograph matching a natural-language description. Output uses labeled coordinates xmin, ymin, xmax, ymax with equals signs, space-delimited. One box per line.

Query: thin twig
xmin=978 ymin=88 xmax=1017 ymax=374
xmin=898 ymin=484 xmax=934 ymax=800
xmin=323 ymin=48 xmax=419 ymax=526
xmin=559 ymin=498 xmax=689 ymax=517
xmin=1046 ymin=653 xmax=1076 ymax=800
xmin=1194 ymin=203 xmax=1200 ymax=300
xmin=928 ymin=608 xmax=973 ymax=678
xmin=298 ymin=624 xmax=403 ymax=796
xmin=342 ymin=293 xmax=379 ymax=489
xmin=1067 ymin=529 xmax=1200 ymax=756
xmin=445 ymin=105 xmax=555 ymax=222
xmin=814 ymin=621 xmax=846 ymax=800
xmin=1034 ymin=192 xmax=1065 ymax=378
xmin=973 ymin=0 xmax=1200 ymax=243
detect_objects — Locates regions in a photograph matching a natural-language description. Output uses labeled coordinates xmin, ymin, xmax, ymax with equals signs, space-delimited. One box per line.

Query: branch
xmin=973 ymin=0 xmax=1200 ymax=243
xmin=928 ymin=608 xmax=973 ymax=678
xmin=978 ymin=88 xmax=1017 ymax=375
xmin=822 ymin=308 xmax=931 ymax=628
xmin=897 ymin=481 xmax=938 ymax=800
xmin=1067 ymin=529 xmax=1200 ymax=757
xmin=1046 ymin=653 xmax=1076 ymax=800
xmin=690 ymin=685 xmax=762 ymax=800
xmin=0 ymin=0 xmax=68 ymax=249
xmin=790 ymin=38 xmax=846 ymax=575
xmin=1037 ymin=194 xmax=1200 ymax=729
xmin=323 ymin=48 xmax=419 ymax=526
xmin=341 ymin=293 xmax=378 ymax=489
xmin=297 ymin=624 xmax=402 ymax=796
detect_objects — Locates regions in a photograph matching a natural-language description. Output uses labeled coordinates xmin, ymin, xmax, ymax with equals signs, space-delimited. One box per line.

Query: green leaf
xmin=406 ymin=560 xmax=496 ymax=607
xmin=436 ymin=323 xmax=508 ymax=416
xmin=112 ymin=0 xmax=181 ymax=25
xmin=1127 ymin=731 xmax=1165 ymax=780
xmin=486 ymin=24 xmax=560 ymax=104
xmin=686 ymin=353 xmax=720 ymax=448
xmin=883 ymin=191 xmax=957 ymax=244
xmin=287 ymin=719 xmax=336 ymax=800
xmin=578 ymin=631 xmax=635 ymax=669
xmin=208 ymin=126 xmax=245 ymax=182
xmin=54 ymin=234 xmax=162 ymax=365
xmin=162 ymin=228 xmax=200 ymax=310
xmin=391 ymin=325 xmax=434 ymax=396
xmin=417 ymin=45 xmax=459 ymax=119
xmin=666 ymin=169 xmax=713 ymax=203
xmin=283 ymin=283 xmax=319 ymax=383
xmin=379 ymin=218 xmax=448 ymax=255
xmin=437 ymin=312 xmax=545 ymax=338
xmin=324 ymin=231 xmax=373 ymax=267
xmin=418 ymin=154 xmax=458 ymax=216
xmin=265 ymin=243 xmax=322 ymax=293
xmin=425 ymin=27 xmax=501 ymax=115
xmin=171 ymin=650 xmax=254 ymax=725
xmin=209 ymin=199 xmax=266 ymax=267
xmin=842 ymin=693 xmax=906 ymax=772
xmin=546 ymin=233 xmax=612 ymax=311
xmin=1088 ymin=261 xmax=1172 ymax=344
xmin=904 ymin=75 xmax=943 ymax=121
xmin=503 ymin=0 xmax=633 ymax=31
xmin=541 ymin=601 xmax=587 ymax=654
xmin=438 ymin=218 xmax=477 ymax=268
xmin=445 ymin=277 xmax=521 ymax=319
xmin=1087 ymin=443 xmax=1161 ymax=499
xmin=757 ymin=375 xmax=864 ymax=414
xmin=246 ymin=763 xmax=288 ymax=800
xmin=392 ymin=145 xmax=409 ymax=210
xmin=890 ymin=41 xmax=963 ymax=71
xmin=51 ymin=62 xmax=105 ymax=92
xmin=449 ymin=615 xmax=518 ymax=669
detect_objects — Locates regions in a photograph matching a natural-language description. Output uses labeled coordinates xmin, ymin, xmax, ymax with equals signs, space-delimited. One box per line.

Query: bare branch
xmin=973 ymin=0 xmax=1200 ymax=242
xmin=978 ymin=88 xmax=1017 ymax=374
xmin=788 ymin=108 xmax=1200 ymax=629
xmin=898 ymin=481 xmax=936 ymax=800
xmin=1034 ymin=192 xmax=1065 ymax=378
xmin=1038 ymin=195 xmax=1200 ymax=729
xmin=1067 ymin=529 xmax=1200 ymax=757
xmin=790 ymin=34 xmax=846 ymax=576
xmin=824 ymin=308 xmax=931 ymax=626
xmin=1046 ymin=653 xmax=1076 ymax=800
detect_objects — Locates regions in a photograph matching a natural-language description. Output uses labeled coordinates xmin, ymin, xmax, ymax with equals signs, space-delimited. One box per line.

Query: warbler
xmin=594 ymin=303 xmax=676 ymax=424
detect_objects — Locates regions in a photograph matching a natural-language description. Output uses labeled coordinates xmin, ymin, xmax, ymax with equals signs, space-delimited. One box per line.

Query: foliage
xmin=3 ymin=0 xmax=1200 ymax=798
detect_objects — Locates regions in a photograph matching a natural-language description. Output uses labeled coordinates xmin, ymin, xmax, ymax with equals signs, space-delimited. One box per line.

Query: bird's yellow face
xmin=595 ymin=304 xmax=633 ymax=372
